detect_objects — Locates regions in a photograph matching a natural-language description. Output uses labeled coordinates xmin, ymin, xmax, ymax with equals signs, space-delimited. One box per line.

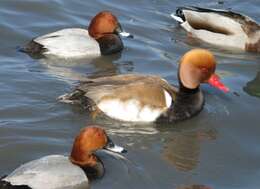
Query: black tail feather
xmin=58 ymin=90 xmax=96 ymax=111
xmin=175 ymin=8 xmax=186 ymax=22
xmin=19 ymin=40 xmax=47 ymax=57
xmin=0 ymin=180 xmax=31 ymax=189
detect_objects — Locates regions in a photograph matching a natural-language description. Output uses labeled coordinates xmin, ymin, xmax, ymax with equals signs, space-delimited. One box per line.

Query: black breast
xmin=157 ymin=87 xmax=204 ymax=123
xmin=96 ymin=34 xmax=123 ymax=55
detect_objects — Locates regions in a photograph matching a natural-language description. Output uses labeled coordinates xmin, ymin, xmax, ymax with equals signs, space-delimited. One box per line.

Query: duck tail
xmin=171 ymin=6 xmax=212 ymax=23
xmin=0 ymin=179 xmax=30 ymax=189
xmin=19 ymin=40 xmax=46 ymax=56
xmin=171 ymin=6 xmax=241 ymax=24
xmin=171 ymin=7 xmax=186 ymax=23
xmin=58 ymin=90 xmax=95 ymax=111
xmin=58 ymin=89 xmax=85 ymax=104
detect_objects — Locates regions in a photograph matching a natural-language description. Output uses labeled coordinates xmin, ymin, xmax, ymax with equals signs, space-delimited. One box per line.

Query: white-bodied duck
xmin=21 ymin=11 xmax=132 ymax=58
xmin=171 ymin=6 xmax=260 ymax=52
xmin=0 ymin=126 xmax=126 ymax=189
xmin=59 ymin=49 xmax=229 ymax=123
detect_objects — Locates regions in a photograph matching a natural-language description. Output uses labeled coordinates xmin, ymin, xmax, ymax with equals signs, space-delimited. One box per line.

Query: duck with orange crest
xmin=21 ymin=11 xmax=133 ymax=58
xmin=0 ymin=126 xmax=126 ymax=189
xmin=59 ymin=49 xmax=229 ymax=123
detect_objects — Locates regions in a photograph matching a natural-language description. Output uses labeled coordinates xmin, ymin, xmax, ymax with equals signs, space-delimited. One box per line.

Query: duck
xmin=171 ymin=6 xmax=260 ymax=52
xmin=59 ymin=49 xmax=229 ymax=123
xmin=21 ymin=11 xmax=133 ymax=58
xmin=0 ymin=126 xmax=126 ymax=189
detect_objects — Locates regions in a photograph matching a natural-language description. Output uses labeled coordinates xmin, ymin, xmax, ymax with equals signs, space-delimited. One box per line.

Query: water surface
xmin=0 ymin=0 xmax=260 ymax=189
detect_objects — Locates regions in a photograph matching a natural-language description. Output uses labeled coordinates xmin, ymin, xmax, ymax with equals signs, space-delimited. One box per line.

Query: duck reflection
xmin=243 ymin=71 xmax=260 ymax=98
xmin=163 ymin=129 xmax=217 ymax=171
xmin=176 ymin=184 xmax=213 ymax=189
xmin=33 ymin=52 xmax=133 ymax=83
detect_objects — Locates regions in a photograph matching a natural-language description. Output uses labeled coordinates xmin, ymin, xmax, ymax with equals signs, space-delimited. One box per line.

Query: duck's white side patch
xmin=98 ymin=99 xmax=165 ymax=122
xmin=164 ymin=90 xmax=172 ymax=108
xmin=35 ymin=28 xmax=101 ymax=58
xmin=3 ymin=155 xmax=88 ymax=189
xmin=181 ymin=10 xmax=248 ymax=50
xmin=183 ymin=10 xmax=245 ymax=34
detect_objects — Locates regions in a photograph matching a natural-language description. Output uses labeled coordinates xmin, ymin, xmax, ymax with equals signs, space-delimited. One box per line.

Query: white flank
xmin=183 ymin=10 xmax=245 ymax=35
xmin=35 ymin=28 xmax=101 ymax=58
xmin=3 ymin=155 xmax=89 ymax=189
xmin=98 ymin=99 xmax=166 ymax=122
xmin=181 ymin=10 xmax=248 ymax=50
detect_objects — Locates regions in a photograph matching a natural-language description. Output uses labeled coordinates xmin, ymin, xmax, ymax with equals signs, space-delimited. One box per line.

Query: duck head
xmin=70 ymin=126 xmax=126 ymax=178
xmin=179 ymin=49 xmax=229 ymax=92
xmin=88 ymin=11 xmax=132 ymax=39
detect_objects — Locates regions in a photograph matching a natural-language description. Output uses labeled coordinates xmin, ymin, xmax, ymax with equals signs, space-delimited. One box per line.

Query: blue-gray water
xmin=1 ymin=0 xmax=260 ymax=189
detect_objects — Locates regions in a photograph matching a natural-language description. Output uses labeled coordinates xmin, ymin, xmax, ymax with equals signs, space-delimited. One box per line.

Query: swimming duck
xmin=59 ymin=49 xmax=229 ymax=123
xmin=21 ymin=11 xmax=132 ymax=58
xmin=0 ymin=126 xmax=126 ymax=189
xmin=171 ymin=6 xmax=260 ymax=52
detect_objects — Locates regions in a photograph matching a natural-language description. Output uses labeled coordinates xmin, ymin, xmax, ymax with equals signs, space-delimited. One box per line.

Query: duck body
xmin=24 ymin=28 xmax=101 ymax=59
xmin=59 ymin=49 xmax=228 ymax=123
xmin=0 ymin=126 xmax=126 ymax=189
xmin=1 ymin=155 xmax=88 ymax=189
xmin=59 ymin=74 xmax=204 ymax=123
xmin=172 ymin=6 xmax=260 ymax=52
xmin=22 ymin=11 xmax=131 ymax=58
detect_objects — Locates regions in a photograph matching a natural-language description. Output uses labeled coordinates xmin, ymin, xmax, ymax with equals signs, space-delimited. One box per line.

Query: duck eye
xmin=201 ymin=67 xmax=209 ymax=73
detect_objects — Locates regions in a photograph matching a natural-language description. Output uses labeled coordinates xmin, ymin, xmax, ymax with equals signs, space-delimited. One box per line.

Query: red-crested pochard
xmin=59 ymin=49 xmax=229 ymax=122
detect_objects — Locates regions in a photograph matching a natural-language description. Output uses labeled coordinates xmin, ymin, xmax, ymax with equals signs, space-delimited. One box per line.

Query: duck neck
xmin=70 ymin=151 xmax=105 ymax=180
xmin=179 ymin=80 xmax=200 ymax=94
xmin=96 ymin=34 xmax=123 ymax=55
xmin=157 ymin=79 xmax=204 ymax=123
xmin=81 ymin=155 xmax=105 ymax=180
xmin=172 ymin=80 xmax=204 ymax=121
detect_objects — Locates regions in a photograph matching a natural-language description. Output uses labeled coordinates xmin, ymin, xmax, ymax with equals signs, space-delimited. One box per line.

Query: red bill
xmin=208 ymin=74 xmax=229 ymax=93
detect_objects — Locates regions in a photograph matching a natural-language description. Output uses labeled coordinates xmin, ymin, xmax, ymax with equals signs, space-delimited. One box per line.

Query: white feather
xmin=164 ymin=90 xmax=172 ymax=108
xmin=97 ymin=95 xmax=171 ymax=122
xmin=34 ymin=28 xmax=101 ymax=58
xmin=171 ymin=13 xmax=184 ymax=23
xmin=3 ymin=155 xmax=89 ymax=189
xmin=181 ymin=10 xmax=248 ymax=50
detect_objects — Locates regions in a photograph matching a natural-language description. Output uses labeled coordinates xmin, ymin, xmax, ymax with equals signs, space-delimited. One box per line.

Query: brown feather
xmin=77 ymin=74 xmax=177 ymax=109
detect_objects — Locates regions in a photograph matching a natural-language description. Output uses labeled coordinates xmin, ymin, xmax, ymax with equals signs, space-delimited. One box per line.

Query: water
xmin=0 ymin=0 xmax=260 ymax=188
